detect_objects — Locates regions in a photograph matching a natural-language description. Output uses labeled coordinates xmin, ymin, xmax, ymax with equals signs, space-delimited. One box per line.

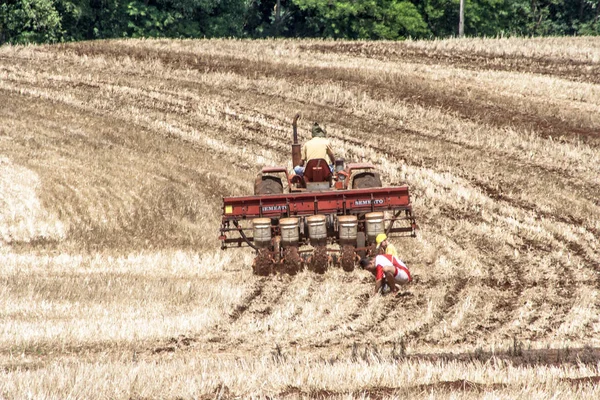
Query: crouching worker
xmin=360 ymin=254 xmax=412 ymax=297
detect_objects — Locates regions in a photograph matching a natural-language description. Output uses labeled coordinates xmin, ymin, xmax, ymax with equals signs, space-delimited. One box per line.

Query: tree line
xmin=1 ymin=0 xmax=599 ymax=45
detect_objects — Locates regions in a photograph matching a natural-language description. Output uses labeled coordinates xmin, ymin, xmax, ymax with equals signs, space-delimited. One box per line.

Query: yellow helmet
xmin=375 ymin=233 xmax=387 ymax=248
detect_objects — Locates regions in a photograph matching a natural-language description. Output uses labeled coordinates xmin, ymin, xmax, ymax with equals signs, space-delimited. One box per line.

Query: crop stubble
xmin=0 ymin=38 xmax=599 ymax=398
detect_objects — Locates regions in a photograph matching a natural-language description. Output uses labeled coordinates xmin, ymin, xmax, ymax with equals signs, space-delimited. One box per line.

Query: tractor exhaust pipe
xmin=292 ymin=113 xmax=301 ymax=168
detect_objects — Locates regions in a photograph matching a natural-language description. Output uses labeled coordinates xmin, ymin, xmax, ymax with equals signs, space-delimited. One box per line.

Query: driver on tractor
xmin=294 ymin=122 xmax=335 ymax=177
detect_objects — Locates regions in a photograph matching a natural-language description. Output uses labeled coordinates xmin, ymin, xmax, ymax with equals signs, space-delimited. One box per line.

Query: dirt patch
xmin=416 ymin=379 xmax=507 ymax=393
xmin=278 ymin=381 xmax=506 ymax=398
xmin=278 ymin=386 xmax=397 ymax=399
xmin=271 ymin=375 xmax=598 ymax=398
xmin=253 ymin=249 xmax=274 ymax=276
xmin=308 ymin=245 xmax=328 ymax=274
xmin=1 ymin=361 xmax=47 ymax=373
xmin=282 ymin=247 xmax=303 ymax=275
xmin=561 ymin=376 xmax=600 ymax=387
xmin=152 ymin=335 xmax=197 ymax=354
xmin=406 ymin=345 xmax=600 ymax=367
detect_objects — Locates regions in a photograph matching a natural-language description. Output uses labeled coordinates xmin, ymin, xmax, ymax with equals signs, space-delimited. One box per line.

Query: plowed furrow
xmin=55 ymin=42 xmax=600 ymax=145
xmin=148 ymin=81 xmax=600 ymax=221
xmin=3 ymin=40 xmax=600 ymax=389
xmin=403 ymin=279 xmax=468 ymax=344
xmin=287 ymin=277 xmax=314 ymax=322
xmin=225 ymin=279 xmax=291 ymax=346
xmin=301 ymin=42 xmax=600 ymax=84
xmin=9 ymin=54 xmax=598 ymax=216
xmin=229 ymin=278 xmax=266 ymax=322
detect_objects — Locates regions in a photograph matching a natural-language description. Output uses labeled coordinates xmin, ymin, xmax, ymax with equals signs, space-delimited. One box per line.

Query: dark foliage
xmin=1 ymin=0 xmax=598 ymax=45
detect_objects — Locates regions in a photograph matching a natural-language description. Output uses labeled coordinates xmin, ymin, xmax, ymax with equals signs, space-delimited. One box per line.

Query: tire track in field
xmin=2 ymin=72 xmax=263 ymax=185
xmin=229 ymin=277 xmax=266 ymax=322
xmin=170 ymin=81 xmax=599 ymax=224
xmin=532 ymin=234 xmax=584 ymax=341
xmin=544 ymin=256 xmax=578 ymax=338
xmin=274 ymin=272 xmax=358 ymax=348
xmin=33 ymin=74 xmax=296 ymax=173
xmin=356 ymin=299 xmax=398 ymax=337
xmin=7 ymin=42 xmax=597 ymax=353
xmin=294 ymin=271 xmax=380 ymax=348
xmin=541 ymin=232 xmax=599 ymax=341
xmin=243 ymin=278 xmax=289 ymax=318
xmin=135 ymin=82 xmax=596 ymax=346
xmin=322 ymin=105 xmax=589 ymax=344
xmin=0 ymin=84 xmax=238 ymax=250
xmin=56 ymin=42 xmax=600 ymax=146
xmin=0 ymin=79 xmax=274 ymax=225
xmin=467 ymin=179 xmax=598 ymax=240
xmin=430 ymin=208 xmax=525 ymax=344
xmin=188 ymin=95 xmax=592 ymax=344
xmin=369 ymin=289 xmax=420 ymax=344
xmin=302 ymin=41 xmax=600 ymax=84
xmin=333 ymin=122 xmax=598 ymax=225
xmin=402 ymin=278 xmax=468 ymax=344
xmin=236 ymin=272 xmax=370 ymax=350
xmin=203 ymin=277 xmax=283 ymax=350
xmin=223 ymin=277 xmax=292 ymax=350
xmin=20 ymin=52 xmax=598 ymax=220
xmin=413 ymin=256 xmax=521 ymax=345
xmin=434 ymin=198 xmax=582 ymax=343
xmin=181 ymin=83 xmax=599 ymax=233
xmin=305 ymin=295 xmax=397 ymax=348
xmin=287 ymin=275 xmax=315 ymax=323
xmin=464 ymin=178 xmax=595 ymax=341
xmin=7 ymin=43 xmax=600 ymax=208
xmin=463 ymin=224 xmax=588 ymax=343
xmin=323 ymin=286 xmax=370 ymax=341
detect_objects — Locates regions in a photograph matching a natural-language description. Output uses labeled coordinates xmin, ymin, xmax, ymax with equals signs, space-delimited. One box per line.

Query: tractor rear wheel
xmin=254 ymin=175 xmax=284 ymax=195
xmin=352 ymin=172 xmax=382 ymax=189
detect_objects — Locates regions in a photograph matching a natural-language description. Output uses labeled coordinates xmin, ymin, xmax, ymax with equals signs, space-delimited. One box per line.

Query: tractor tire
xmin=254 ymin=175 xmax=284 ymax=195
xmin=352 ymin=172 xmax=382 ymax=189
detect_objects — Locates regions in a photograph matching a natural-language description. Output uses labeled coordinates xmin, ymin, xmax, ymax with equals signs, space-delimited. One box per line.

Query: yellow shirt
xmin=302 ymin=137 xmax=334 ymax=164
xmin=385 ymin=243 xmax=398 ymax=258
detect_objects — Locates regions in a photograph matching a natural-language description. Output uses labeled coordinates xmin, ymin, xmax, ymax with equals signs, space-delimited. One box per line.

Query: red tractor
xmin=219 ymin=115 xmax=417 ymax=275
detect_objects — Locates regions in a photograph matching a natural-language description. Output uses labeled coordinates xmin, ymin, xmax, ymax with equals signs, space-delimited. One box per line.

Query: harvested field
xmin=0 ymin=37 xmax=599 ymax=398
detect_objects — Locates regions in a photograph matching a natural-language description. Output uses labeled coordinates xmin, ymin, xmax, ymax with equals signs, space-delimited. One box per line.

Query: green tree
xmin=577 ymin=0 xmax=600 ymax=35
xmin=506 ymin=0 xmax=600 ymax=35
xmin=52 ymin=0 xmax=96 ymax=41
xmin=415 ymin=0 xmax=518 ymax=37
xmin=291 ymin=0 xmax=430 ymax=39
xmin=121 ymin=0 xmax=249 ymax=38
xmin=125 ymin=1 xmax=182 ymax=37
xmin=0 ymin=0 xmax=63 ymax=44
xmin=463 ymin=0 xmax=513 ymax=36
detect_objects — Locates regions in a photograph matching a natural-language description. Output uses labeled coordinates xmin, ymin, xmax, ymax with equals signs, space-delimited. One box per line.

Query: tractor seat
xmin=304 ymin=158 xmax=332 ymax=183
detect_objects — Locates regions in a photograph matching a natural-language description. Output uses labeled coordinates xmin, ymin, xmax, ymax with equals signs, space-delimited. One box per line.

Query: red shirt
xmin=373 ymin=254 xmax=411 ymax=282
